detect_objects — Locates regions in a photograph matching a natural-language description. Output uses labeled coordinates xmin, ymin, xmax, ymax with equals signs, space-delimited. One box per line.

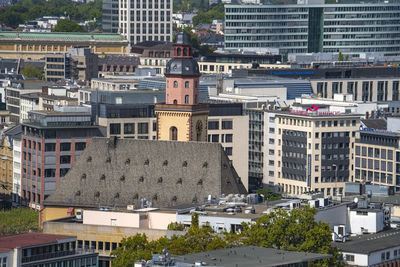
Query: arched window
xmin=183 ymin=48 xmax=188 ymax=56
xmin=170 ymin=127 xmax=178 ymax=140
xmin=185 ymin=81 xmax=189 ymax=88
xmin=173 ymin=81 xmax=178 ymax=88
xmin=177 ymin=48 xmax=181 ymax=56
xmin=173 ymin=99 xmax=177 ymax=104
xmin=185 ymin=95 xmax=189 ymax=104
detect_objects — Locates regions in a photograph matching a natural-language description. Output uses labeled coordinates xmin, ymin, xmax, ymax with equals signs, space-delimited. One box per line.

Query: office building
xmin=45 ymin=48 xmax=98 ymax=83
xmin=20 ymin=108 xmax=105 ymax=210
xmin=354 ymin=126 xmax=400 ymax=193
xmin=116 ymin=0 xmax=173 ymax=46
xmin=208 ymin=103 xmax=249 ymax=191
xmin=6 ymin=80 xmax=53 ymax=123
xmin=0 ymin=233 xmax=98 ymax=267
xmin=225 ymin=0 xmax=400 ymax=57
xmin=275 ymin=106 xmax=361 ymax=196
xmin=0 ymin=31 xmax=128 ymax=60
xmin=102 ymin=0 xmax=119 ymax=34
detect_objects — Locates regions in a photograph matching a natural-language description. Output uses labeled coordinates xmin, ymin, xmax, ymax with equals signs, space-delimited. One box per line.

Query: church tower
xmin=155 ymin=32 xmax=209 ymax=141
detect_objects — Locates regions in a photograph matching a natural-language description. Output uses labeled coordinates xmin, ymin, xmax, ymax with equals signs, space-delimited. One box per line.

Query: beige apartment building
xmin=275 ymin=110 xmax=361 ymax=197
xmin=207 ymin=112 xmax=249 ymax=191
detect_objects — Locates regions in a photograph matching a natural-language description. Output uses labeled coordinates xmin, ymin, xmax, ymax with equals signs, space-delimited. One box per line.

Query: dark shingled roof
xmin=332 ymin=229 xmax=400 ymax=254
xmin=174 ymin=246 xmax=331 ymax=266
xmin=361 ymin=119 xmax=387 ymax=130
xmin=44 ymin=138 xmax=247 ymax=209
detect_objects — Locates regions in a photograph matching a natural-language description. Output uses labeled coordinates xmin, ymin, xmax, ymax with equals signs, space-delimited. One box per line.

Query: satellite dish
xmin=354 ymin=197 xmax=359 ymax=203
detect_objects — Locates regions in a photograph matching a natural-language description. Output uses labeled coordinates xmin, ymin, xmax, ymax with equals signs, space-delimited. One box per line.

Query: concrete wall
xmin=147 ymin=212 xmax=177 ymax=230
xmin=41 ymin=207 xmax=71 ymax=223
xmin=83 ymin=210 xmax=140 ymax=228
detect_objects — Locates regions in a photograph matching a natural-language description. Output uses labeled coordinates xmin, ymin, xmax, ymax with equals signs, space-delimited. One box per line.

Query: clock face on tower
xmin=196 ymin=120 xmax=203 ymax=140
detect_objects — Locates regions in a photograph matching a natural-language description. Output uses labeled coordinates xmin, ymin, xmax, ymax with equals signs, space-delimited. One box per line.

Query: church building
xmin=155 ymin=32 xmax=209 ymax=142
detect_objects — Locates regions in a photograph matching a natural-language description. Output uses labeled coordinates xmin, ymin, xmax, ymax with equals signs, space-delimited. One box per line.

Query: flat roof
xmin=332 ymin=229 xmax=400 ymax=254
xmin=174 ymin=246 xmax=331 ymax=267
xmin=0 ymin=233 xmax=74 ymax=249
xmin=0 ymin=31 xmax=126 ymax=41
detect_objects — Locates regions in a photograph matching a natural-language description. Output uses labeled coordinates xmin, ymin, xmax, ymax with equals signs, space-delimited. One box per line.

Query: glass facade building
xmin=225 ymin=0 xmax=400 ymax=57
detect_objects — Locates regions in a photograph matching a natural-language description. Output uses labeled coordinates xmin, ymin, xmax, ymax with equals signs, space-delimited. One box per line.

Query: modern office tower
xmin=275 ymin=108 xmax=361 ymax=197
xmin=225 ymin=0 xmax=400 ymax=57
xmin=117 ymin=0 xmax=173 ymax=46
xmin=103 ymin=0 xmax=119 ymax=33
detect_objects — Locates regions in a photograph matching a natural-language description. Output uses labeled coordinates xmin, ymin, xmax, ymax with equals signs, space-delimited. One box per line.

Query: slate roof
xmin=44 ymin=138 xmax=247 ymax=209
xmin=332 ymin=229 xmax=400 ymax=254
xmin=174 ymin=246 xmax=331 ymax=267
xmin=361 ymin=119 xmax=387 ymax=130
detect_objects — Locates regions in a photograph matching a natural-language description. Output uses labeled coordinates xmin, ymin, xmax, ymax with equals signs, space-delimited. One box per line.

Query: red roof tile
xmin=0 ymin=233 xmax=74 ymax=250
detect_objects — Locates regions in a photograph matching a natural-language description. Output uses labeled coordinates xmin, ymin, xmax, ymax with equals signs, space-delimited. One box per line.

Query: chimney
xmin=42 ymin=86 xmax=48 ymax=95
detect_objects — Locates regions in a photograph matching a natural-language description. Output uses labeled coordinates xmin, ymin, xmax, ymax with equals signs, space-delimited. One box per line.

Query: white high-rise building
xmin=118 ymin=0 xmax=173 ymax=46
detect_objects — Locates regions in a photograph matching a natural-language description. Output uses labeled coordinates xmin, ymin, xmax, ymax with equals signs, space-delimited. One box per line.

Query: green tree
xmin=53 ymin=19 xmax=85 ymax=32
xmin=22 ymin=64 xmax=43 ymax=80
xmin=110 ymin=234 xmax=155 ymax=267
xmin=192 ymin=4 xmax=224 ymax=26
xmin=191 ymin=213 xmax=199 ymax=228
xmin=240 ymin=206 xmax=343 ymax=267
xmin=338 ymin=52 xmax=344 ymax=61
xmin=112 ymin=207 xmax=343 ymax=267
xmin=0 ymin=208 xmax=40 ymax=235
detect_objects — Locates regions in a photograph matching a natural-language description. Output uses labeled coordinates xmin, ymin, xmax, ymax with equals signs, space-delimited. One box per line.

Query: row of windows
xmin=77 ymin=239 xmax=121 ymax=251
xmin=355 ymin=157 xmax=394 ymax=172
xmin=355 ymin=146 xmax=394 ymax=160
xmin=355 ymin=169 xmax=395 ymax=185
xmin=44 ymin=142 xmax=86 ymax=152
xmin=208 ymin=120 xmax=233 ymax=130
xmin=110 ymin=122 xmax=153 ymax=135
xmin=208 ymin=134 xmax=233 ymax=144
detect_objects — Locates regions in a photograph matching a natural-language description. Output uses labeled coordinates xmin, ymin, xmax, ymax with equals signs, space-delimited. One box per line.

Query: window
xmin=75 ymin=142 xmax=86 ymax=151
xmin=170 ymin=127 xmax=177 ymax=141
xmin=346 ymin=254 xmax=355 ymax=262
xmin=138 ymin=123 xmax=148 ymax=134
xmin=45 ymin=169 xmax=56 ymax=177
xmin=185 ymin=81 xmax=189 ymax=88
xmin=60 ymin=155 xmax=71 ymax=164
xmin=225 ymin=147 xmax=232 ymax=156
xmin=184 ymin=95 xmax=189 ymax=104
xmin=225 ymin=134 xmax=233 ymax=143
xmin=45 ymin=143 xmax=56 ymax=152
xmin=105 ymin=242 xmax=110 ymax=251
xmin=60 ymin=143 xmax=71 ymax=151
xmin=124 ymin=123 xmax=135 ymax=134
xmin=211 ymin=135 xmax=219 ymax=143
xmin=110 ymin=123 xmax=121 ymax=135
xmin=173 ymin=81 xmax=178 ymax=88
xmin=208 ymin=121 xmax=219 ymax=130
xmin=98 ymin=241 xmax=104 ymax=250
xmin=222 ymin=120 xmax=233 ymax=129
